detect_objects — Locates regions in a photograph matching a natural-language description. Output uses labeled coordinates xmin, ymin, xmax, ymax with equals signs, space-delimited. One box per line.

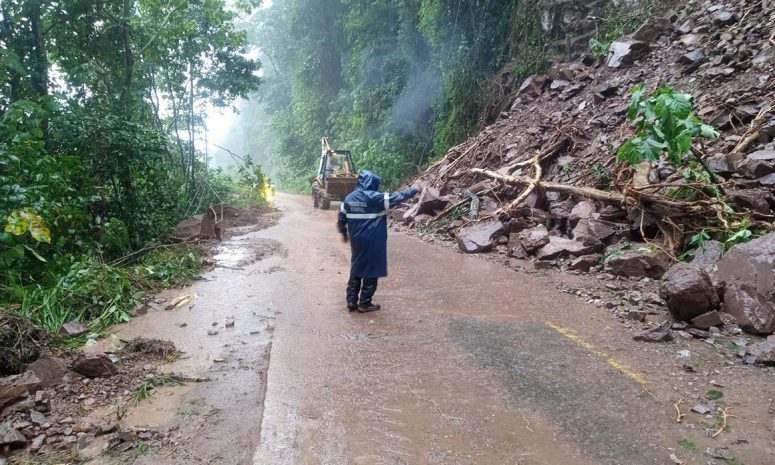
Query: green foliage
xmin=0 ymin=0 xmax=267 ymax=338
xmin=618 ymin=85 xmax=719 ymax=166
xmin=677 ymin=438 xmax=696 ymax=452
xmin=706 ymin=389 xmax=724 ymax=400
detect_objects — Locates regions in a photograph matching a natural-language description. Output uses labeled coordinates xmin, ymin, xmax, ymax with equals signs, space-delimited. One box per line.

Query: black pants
xmin=346 ymin=277 xmax=379 ymax=306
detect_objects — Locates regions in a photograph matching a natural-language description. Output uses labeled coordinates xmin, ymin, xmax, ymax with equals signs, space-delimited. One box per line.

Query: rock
xmin=549 ymin=79 xmax=569 ymax=90
xmin=679 ymin=49 xmax=706 ymax=65
xmin=687 ymin=328 xmax=711 ymax=339
xmin=691 ymin=404 xmax=711 ymax=415
xmin=660 ymin=263 xmax=719 ymax=321
xmin=0 ymin=371 xmax=42 ymax=409
xmin=717 ymin=233 xmax=775 ymax=335
xmin=726 ymin=188 xmax=771 ymax=214
xmin=519 ymin=226 xmax=550 ymax=253
xmin=29 ymin=410 xmax=47 ymax=426
xmin=752 ymin=47 xmax=775 ymax=68
xmin=568 ymin=200 xmax=596 ymax=225
xmin=569 ymin=254 xmax=602 ymax=272
xmin=549 ymin=198 xmax=574 ymax=220
xmin=0 ymin=423 xmax=27 ymax=448
xmin=634 ymin=321 xmax=673 ymax=342
xmin=627 ymin=310 xmax=647 ymax=322
xmin=390 ymin=208 xmax=407 ymax=223
xmin=27 ymin=357 xmax=69 ymax=388
xmin=70 ymin=353 xmax=118 ymax=379
xmin=758 ymin=172 xmax=775 ymax=186
xmin=509 ymin=244 xmax=528 ymax=259
xmin=603 ymin=246 xmax=671 ymax=279
xmin=536 ymin=237 xmax=603 ymax=260
xmin=632 ymin=17 xmax=672 ymax=42
xmin=515 ymin=75 xmax=548 ymax=100
xmin=691 ymin=310 xmax=723 ymax=329
xmin=744 ymin=150 xmax=775 ymax=178
xmin=690 ymin=240 xmax=724 ymax=271
xmin=403 ymin=187 xmax=447 ymax=220
xmin=711 ymin=8 xmax=737 ymax=26
xmin=456 ymin=219 xmax=504 ymax=253
xmin=679 ymin=33 xmax=702 ymax=48
xmin=572 ymin=218 xmax=626 ymax=243
xmin=59 ymin=320 xmax=89 ymax=339
xmin=746 ymin=339 xmax=775 ymax=364
xmin=606 ymin=40 xmax=650 ymax=68
xmin=30 ymin=433 xmax=46 ymax=451
xmin=707 ymin=154 xmax=734 ymax=174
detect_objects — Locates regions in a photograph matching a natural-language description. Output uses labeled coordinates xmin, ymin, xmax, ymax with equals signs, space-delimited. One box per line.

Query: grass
xmin=677 ymin=438 xmax=696 ymax=451
xmin=706 ymin=389 xmax=724 ymax=400
xmin=131 ymin=375 xmax=185 ymax=406
xmin=1 ymin=245 xmax=204 ymax=337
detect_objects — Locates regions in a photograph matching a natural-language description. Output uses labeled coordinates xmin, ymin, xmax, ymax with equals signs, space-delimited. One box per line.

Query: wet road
xmin=98 ymin=193 xmax=773 ymax=465
xmin=252 ymin=194 xmax=707 ymax=465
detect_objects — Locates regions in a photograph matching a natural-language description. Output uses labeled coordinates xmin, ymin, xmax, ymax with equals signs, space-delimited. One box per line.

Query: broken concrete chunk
xmin=660 ymin=263 xmax=720 ymax=321
xmin=717 ymin=233 xmax=775 ymax=335
xmin=456 ymin=219 xmax=504 ymax=253
xmin=607 ymin=40 xmax=650 ymax=68
xmin=71 ymin=353 xmax=119 ymax=379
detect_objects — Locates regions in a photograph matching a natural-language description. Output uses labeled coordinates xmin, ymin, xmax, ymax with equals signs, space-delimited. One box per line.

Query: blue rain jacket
xmin=338 ymin=171 xmax=418 ymax=278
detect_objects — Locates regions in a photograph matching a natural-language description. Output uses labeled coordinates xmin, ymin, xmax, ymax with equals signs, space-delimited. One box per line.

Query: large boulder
xmin=604 ymin=246 xmax=671 ymax=279
xmin=572 ymin=218 xmax=626 ymax=243
xmin=456 ymin=220 xmax=504 ymax=253
xmin=717 ymin=233 xmax=775 ymax=335
xmin=27 ymin=357 xmax=69 ymax=388
xmin=515 ymin=75 xmax=548 ymax=100
xmin=403 ymin=187 xmax=448 ymax=220
xmin=607 ymin=40 xmax=650 ymax=68
xmin=659 ymin=263 xmax=720 ymax=321
xmin=71 ymin=353 xmax=118 ymax=379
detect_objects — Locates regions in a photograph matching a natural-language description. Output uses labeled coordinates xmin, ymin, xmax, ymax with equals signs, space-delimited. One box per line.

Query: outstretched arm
xmin=387 ymin=186 xmax=421 ymax=208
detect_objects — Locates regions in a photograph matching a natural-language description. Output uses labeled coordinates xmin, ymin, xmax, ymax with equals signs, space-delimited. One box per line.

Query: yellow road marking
xmin=545 ymin=321 xmax=649 ymax=386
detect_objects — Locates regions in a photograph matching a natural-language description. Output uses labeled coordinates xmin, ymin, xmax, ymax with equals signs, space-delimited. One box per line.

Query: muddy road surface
xmin=100 ymin=194 xmax=773 ymax=465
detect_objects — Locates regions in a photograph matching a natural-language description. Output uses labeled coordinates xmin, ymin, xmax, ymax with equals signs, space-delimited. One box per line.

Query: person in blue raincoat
xmin=337 ymin=170 xmax=422 ymax=312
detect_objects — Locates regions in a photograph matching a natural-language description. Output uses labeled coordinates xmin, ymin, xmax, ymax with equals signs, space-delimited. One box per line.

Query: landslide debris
xmin=395 ymin=0 xmax=775 ymax=346
xmin=173 ymin=203 xmax=278 ymax=241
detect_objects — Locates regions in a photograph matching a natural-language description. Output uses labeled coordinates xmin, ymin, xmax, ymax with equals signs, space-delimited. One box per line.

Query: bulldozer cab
xmin=318 ymin=144 xmax=355 ymax=179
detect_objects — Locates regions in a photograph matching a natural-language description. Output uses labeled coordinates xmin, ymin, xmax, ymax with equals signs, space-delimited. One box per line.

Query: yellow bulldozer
xmin=310 ymin=137 xmax=358 ymax=209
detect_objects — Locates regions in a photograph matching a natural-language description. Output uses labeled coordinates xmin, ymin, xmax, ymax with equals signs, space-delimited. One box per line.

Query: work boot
xmin=358 ymin=302 xmax=381 ymax=313
xmin=346 ymin=277 xmax=362 ymax=312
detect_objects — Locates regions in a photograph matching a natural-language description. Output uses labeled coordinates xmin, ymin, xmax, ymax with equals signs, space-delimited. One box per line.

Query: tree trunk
xmin=119 ymin=0 xmax=135 ymax=111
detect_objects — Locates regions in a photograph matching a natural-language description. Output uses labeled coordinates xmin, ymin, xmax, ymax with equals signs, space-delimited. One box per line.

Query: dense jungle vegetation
xmin=0 ymin=0 xmax=266 ymax=333
xmin=231 ymin=0 xmax=655 ymax=191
